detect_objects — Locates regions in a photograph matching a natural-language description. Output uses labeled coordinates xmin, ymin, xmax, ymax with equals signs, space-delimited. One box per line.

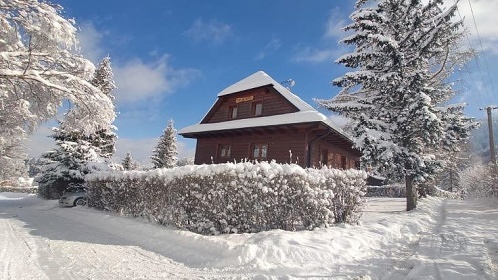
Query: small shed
xmin=179 ymin=71 xmax=360 ymax=168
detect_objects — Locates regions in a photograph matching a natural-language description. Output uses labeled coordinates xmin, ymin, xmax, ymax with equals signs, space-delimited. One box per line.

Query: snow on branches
xmin=316 ymin=0 xmax=476 ymax=209
xmin=151 ymin=119 xmax=178 ymax=169
xmin=0 ymin=0 xmax=115 ymax=161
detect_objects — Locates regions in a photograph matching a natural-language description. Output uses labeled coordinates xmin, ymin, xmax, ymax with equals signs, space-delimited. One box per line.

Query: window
xmin=341 ymin=155 xmax=347 ymax=169
xmin=229 ymin=106 xmax=238 ymax=119
xmin=320 ymin=150 xmax=328 ymax=166
xmin=252 ymin=102 xmax=263 ymax=116
xmin=218 ymin=144 xmax=231 ymax=158
xmin=252 ymin=143 xmax=268 ymax=159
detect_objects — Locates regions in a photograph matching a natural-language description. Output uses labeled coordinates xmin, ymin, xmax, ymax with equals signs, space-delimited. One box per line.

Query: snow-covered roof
xmin=179 ymin=71 xmax=352 ymax=142
xmin=217 ymin=71 xmax=315 ymax=112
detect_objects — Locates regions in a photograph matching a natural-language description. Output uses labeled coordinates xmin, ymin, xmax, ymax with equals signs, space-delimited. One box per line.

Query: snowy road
xmin=1 ymin=193 xmax=497 ymax=279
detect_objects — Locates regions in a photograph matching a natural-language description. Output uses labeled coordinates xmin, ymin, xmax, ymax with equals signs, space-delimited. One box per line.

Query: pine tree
xmin=36 ymin=124 xmax=98 ymax=199
xmin=87 ymin=56 xmax=117 ymax=159
xmin=151 ymin=120 xmax=178 ymax=168
xmin=317 ymin=0 xmax=476 ymax=210
xmin=122 ymin=152 xmax=138 ymax=170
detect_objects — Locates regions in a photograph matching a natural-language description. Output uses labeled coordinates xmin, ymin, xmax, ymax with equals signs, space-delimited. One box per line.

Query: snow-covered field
xmin=1 ymin=193 xmax=497 ymax=280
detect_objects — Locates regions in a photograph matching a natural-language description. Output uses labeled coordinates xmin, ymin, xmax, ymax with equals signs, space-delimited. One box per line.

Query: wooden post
xmin=483 ymin=106 xmax=498 ymax=174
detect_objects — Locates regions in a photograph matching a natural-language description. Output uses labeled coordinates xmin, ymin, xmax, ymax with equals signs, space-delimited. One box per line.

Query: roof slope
xmin=217 ymin=71 xmax=315 ymax=112
xmin=179 ymin=71 xmax=352 ymax=142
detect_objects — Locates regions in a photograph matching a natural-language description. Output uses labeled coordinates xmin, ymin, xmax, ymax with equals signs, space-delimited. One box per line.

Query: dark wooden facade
xmin=179 ymin=71 xmax=361 ymax=169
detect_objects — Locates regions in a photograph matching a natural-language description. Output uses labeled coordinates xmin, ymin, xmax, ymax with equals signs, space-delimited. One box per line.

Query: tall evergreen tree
xmin=36 ymin=124 xmax=98 ymax=199
xmin=122 ymin=152 xmax=138 ymax=170
xmin=36 ymin=56 xmax=117 ymax=198
xmin=151 ymin=120 xmax=178 ymax=168
xmin=56 ymin=56 xmax=117 ymax=159
xmin=317 ymin=0 xmax=476 ymax=210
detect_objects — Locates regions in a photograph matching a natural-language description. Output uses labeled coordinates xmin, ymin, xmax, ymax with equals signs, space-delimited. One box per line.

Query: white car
xmin=59 ymin=186 xmax=87 ymax=207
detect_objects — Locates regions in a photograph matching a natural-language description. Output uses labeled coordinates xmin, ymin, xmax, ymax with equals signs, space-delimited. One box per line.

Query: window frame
xmin=251 ymin=143 xmax=268 ymax=160
xmin=252 ymin=101 xmax=263 ymax=116
xmin=228 ymin=106 xmax=238 ymax=119
xmin=218 ymin=144 xmax=231 ymax=158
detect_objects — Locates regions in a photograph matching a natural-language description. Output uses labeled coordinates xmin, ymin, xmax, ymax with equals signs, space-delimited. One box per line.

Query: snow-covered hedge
xmin=0 ymin=178 xmax=37 ymax=193
xmin=460 ymin=163 xmax=498 ymax=199
xmin=86 ymin=161 xmax=367 ymax=235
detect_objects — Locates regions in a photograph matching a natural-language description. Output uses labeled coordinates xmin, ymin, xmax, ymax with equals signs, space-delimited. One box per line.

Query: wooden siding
xmin=193 ymin=128 xmax=360 ymax=169
xmin=202 ymin=86 xmax=299 ymax=124
xmin=309 ymin=137 xmax=359 ymax=169
xmin=195 ymin=130 xmax=308 ymax=166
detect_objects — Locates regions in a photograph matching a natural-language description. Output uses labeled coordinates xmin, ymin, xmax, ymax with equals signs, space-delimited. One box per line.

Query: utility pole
xmin=481 ymin=106 xmax=498 ymax=173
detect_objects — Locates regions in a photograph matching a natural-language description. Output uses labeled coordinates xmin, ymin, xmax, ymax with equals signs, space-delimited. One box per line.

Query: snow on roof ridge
xmin=180 ymin=71 xmax=354 ymax=143
xmin=217 ymin=71 xmax=315 ymax=112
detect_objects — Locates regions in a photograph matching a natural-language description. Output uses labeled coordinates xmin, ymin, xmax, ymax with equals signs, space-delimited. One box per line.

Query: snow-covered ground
xmin=1 ymin=193 xmax=497 ymax=280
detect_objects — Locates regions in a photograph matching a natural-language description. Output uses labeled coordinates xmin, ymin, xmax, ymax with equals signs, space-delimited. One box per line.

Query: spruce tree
xmin=88 ymin=56 xmax=117 ymax=159
xmin=36 ymin=124 xmax=98 ymax=199
xmin=122 ymin=152 xmax=138 ymax=170
xmin=317 ymin=0 xmax=476 ymax=210
xmin=151 ymin=120 xmax=178 ymax=168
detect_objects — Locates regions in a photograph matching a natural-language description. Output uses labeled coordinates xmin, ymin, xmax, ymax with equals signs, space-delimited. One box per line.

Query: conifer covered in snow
xmin=86 ymin=56 xmax=117 ymax=159
xmin=122 ymin=152 xmax=138 ymax=170
xmin=317 ymin=0 xmax=476 ymax=210
xmin=151 ymin=120 xmax=178 ymax=169
xmin=36 ymin=124 xmax=98 ymax=199
xmin=0 ymin=0 xmax=115 ymax=172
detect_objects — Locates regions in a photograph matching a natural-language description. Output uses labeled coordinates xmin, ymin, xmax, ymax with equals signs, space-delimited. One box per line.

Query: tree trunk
xmin=406 ymin=174 xmax=417 ymax=211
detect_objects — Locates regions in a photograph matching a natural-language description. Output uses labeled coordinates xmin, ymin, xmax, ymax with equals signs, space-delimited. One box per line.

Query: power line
xmin=466 ymin=0 xmax=497 ymax=103
xmin=453 ymin=1 xmax=490 ymax=110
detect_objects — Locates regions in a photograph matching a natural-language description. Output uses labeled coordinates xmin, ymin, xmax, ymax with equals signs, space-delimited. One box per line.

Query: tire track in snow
xmin=0 ymin=217 xmax=48 ymax=280
xmin=403 ymin=199 xmax=497 ymax=280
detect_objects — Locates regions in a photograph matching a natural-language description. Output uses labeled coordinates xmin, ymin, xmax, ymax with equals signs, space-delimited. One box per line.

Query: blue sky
xmin=25 ymin=0 xmax=498 ymax=164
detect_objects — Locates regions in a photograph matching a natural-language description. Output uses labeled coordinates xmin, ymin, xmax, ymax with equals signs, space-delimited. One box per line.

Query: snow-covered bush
xmin=86 ymin=162 xmax=367 ymax=235
xmin=460 ymin=163 xmax=498 ymax=199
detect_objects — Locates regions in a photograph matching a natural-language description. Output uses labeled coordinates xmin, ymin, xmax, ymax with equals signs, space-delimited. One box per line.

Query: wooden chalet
xmin=179 ymin=71 xmax=361 ymax=169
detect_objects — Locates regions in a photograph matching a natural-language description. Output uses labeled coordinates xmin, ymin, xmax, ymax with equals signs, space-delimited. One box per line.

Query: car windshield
xmin=64 ymin=186 xmax=86 ymax=193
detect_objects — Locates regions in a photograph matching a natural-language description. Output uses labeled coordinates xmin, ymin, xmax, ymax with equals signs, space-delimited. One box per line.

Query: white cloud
xmin=185 ymin=18 xmax=232 ymax=44
xmin=292 ymin=47 xmax=340 ymax=63
xmin=292 ymin=7 xmax=350 ymax=64
xmin=458 ymin=0 xmax=498 ymax=53
xmin=255 ymin=37 xmax=281 ymax=60
xmin=77 ymin=22 xmax=106 ymax=63
xmin=113 ymin=55 xmax=200 ymax=104
xmin=76 ymin=22 xmax=200 ymax=104
xmin=324 ymin=8 xmax=348 ymax=39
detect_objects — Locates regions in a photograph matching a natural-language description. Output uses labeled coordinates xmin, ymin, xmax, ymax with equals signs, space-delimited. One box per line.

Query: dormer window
xmin=252 ymin=102 xmax=263 ymax=116
xmin=229 ymin=106 xmax=238 ymax=119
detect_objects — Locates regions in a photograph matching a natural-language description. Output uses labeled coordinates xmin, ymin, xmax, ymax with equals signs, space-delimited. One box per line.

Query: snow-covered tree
xmin=36 ymin=123 xmax=100 ymax=199
xmin=151 ymin=120 xmax=178 ymax=169
xmin=0 ymin=0 xmax=115 ymax=168
xmin=122 ymin=152 xmax=138 ymax=170
xmin=317 ymin=0 xmax=476 ymax=210
xmin=86 ymin=56 xmax=117 ymax=159
xmin=0 ymin=140 xmax=28 ymax=181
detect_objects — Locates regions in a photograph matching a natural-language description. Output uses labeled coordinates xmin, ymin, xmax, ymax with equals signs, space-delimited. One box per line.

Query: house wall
xmin=202 ymin=86 xmax=298 ymax=124
xmin=194 ymin=130 xmax=360 ymax=169
xmin=194 ymin=130 xmax=307 ymax=166
xmin=309 ymin=138 xmax=360 ymax=169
